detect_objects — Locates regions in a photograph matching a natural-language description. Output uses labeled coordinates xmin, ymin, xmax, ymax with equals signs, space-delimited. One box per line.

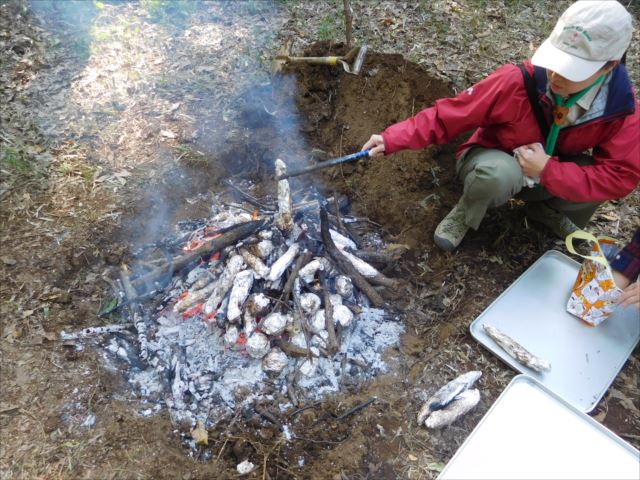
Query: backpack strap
xmin=517 ymin=63 xmax=550 ymax=139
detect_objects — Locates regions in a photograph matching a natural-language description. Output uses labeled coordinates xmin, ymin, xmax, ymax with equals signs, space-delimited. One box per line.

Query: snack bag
xmin=565 ymin=230 xmax=623 ymax=326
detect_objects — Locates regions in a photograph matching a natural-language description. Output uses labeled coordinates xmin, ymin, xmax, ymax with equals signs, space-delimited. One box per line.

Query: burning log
xmin=174 ymin=281 xmax=217 ymax=313
xmin=81 ymin=159 xmax=407 ymax=430
xmin=319 ymin=270 xmax=339 ymax=354
xmin=131 ymin=219 xmax=266 ymax=292
xmin=320 ymin=208 xmax=385 ymax=308
xmin=275 ymin=159 xmax=293 ymax=234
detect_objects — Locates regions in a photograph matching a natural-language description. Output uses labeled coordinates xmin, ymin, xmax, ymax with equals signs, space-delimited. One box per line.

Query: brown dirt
xmin=1 ymin=4 xmax=638 ymax=480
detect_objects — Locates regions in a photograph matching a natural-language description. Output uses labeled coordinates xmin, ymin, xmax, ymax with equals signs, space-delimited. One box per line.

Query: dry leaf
xmin=160 ymin=130 xmax=176 ymax=139
xmin=191 ymin=420 xmax=208 ymax=445
xmin=1 ymin=256 xmax=17 ymax=266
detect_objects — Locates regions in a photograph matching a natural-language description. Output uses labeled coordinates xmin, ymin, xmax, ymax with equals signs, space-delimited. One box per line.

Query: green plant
xmin=318 ymin=15 xmax=336 ymax=41
xmin=1 ymin=147 xmax=33 ymax=175
xmin=140 ymin=0 xmax=198 ymax=23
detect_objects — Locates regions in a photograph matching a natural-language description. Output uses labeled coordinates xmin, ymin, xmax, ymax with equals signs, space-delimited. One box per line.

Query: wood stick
xmin=255 ymin=403 xmax=282 ymax=431
xmin=131 ymin=219 xmax=266 ymax=291
xmin=336 ymin=397 xmax=377 ymax=421
xmin=345 ymin=247 xmax=398 ymax=266
xmin=319 ymin=270 xmax=339 ymax=355
xmin=272 ymin=339 xmax=316 ymax=358
xmin=288 ymin=401 xmax=321 ymax=418
xmin=320 ymin=208 xmax=385 ymax=307
xmin=224 ymin=179 xmax=273 ymax=211
xmin=281 ymin=249 xmax=313 ymax=304
xmin=343 ymin=0 xmax=353 ymax=48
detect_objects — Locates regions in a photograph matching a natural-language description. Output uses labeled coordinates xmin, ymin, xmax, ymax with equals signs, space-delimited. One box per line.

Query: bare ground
xmin=1 ymin=1 xmax=638 ymax=479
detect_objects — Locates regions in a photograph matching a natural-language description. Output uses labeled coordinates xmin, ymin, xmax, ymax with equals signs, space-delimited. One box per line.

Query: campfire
xmin=63 ymin=159 xmax=404 ymax=432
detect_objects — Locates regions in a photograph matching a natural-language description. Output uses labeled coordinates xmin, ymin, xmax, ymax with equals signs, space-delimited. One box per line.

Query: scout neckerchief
xmin=545 ymin=75 xmax=605 ymax=156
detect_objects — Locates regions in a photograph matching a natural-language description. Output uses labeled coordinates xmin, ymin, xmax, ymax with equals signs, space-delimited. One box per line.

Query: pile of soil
xmin=289 ymin=42 xmax=461 ymax=249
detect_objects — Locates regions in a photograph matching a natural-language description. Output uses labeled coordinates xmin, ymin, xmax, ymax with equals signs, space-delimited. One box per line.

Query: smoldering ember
xmin=62 ymin=159 xmax=405 ymax=439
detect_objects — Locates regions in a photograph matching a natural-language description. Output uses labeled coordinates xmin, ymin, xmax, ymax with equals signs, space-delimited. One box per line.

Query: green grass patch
xmin=318 ymin=15 xmax=337 ymax=42
xmin=1 ymin=147 xmax=34 ymax=175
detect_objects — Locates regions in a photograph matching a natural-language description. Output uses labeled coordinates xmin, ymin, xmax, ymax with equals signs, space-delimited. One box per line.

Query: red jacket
xmin=381 ymin=60 xmax=640 ymax=202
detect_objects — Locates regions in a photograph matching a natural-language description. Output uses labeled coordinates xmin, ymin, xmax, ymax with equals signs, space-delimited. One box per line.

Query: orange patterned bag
xmin=565 ymin=231 xmax=623 ymax=326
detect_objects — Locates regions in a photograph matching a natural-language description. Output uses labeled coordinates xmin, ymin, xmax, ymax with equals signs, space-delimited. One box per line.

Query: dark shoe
xmin=525 ymin=202 xmax=579 ymax=239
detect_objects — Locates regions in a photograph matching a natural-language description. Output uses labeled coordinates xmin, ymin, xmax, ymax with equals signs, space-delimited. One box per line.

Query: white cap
xmin=532 ymin=1 xmax=633 ymax=82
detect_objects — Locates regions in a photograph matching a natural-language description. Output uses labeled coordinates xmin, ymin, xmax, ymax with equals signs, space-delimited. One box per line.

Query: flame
xmin=182 ymin=233 xmax=223 ymax=252
xmin=181 ymin=303 xmax=204 ymax=319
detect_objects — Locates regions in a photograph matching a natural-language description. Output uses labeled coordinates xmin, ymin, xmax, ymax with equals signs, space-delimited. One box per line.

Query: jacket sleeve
xmin=381 ymin=64 xmax=524 ymax=154
xmin=610 ymin=227 xmax=640 ymax=281
xmin=540 ymin=102 xmax=640 ymax=202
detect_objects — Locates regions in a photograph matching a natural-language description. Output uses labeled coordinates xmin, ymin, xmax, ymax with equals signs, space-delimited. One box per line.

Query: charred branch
xmin=130 ymin=219 xmax=267 ymax=292
xmin=281 ymin=249 xmax=313 ymax=304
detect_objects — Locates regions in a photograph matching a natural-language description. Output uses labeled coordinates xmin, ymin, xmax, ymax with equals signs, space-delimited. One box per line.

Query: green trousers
xmin=455 ymin=147 xmax=602 ymax=230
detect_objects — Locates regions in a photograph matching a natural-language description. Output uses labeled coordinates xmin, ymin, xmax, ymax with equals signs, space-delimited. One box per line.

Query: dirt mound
xmin=290 ymin=42 xmax=459 ymax=249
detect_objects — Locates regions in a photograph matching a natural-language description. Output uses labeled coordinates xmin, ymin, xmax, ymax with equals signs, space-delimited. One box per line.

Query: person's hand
xmin=515 ymin=143 xmax=550 ymax=178
xmin=362 ymin=134 xmax=385 ymax=157
xmin=618 ymin=281 xmax=639 ymax=311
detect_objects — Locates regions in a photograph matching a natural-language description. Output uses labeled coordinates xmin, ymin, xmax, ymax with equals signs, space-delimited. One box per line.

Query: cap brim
xmin=531 ymin=39 xmax=605 ymax=82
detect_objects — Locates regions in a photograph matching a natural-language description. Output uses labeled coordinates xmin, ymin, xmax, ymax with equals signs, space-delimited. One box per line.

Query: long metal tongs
xmin=276 ymin=150 xmax=370 ymax=181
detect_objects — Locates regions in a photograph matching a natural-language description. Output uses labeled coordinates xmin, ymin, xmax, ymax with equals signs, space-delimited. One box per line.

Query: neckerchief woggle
xmin=545 ymin=75 xmax=605 ymax=156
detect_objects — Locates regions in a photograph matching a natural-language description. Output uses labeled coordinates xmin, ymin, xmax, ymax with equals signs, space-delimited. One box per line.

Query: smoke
xmin=30 ymin=0 xmax=311 ymax=251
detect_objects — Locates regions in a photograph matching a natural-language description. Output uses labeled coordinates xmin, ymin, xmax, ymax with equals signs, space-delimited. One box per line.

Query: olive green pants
xmin=455 ymin=147 xmax=602 ymax=230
